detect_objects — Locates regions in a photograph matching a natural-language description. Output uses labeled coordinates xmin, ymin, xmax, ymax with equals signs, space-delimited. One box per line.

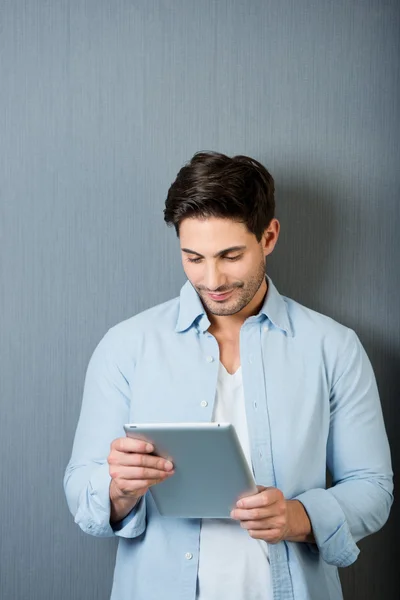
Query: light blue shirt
xmin=64 ymin=277 xmax=393 ymax=600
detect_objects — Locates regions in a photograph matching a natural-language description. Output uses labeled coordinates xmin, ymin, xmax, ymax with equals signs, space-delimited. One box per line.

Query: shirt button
xmin=200 ymin=401 xmax=208 ymax=408
xmin=263 ymin=325 xmax=269 ymax=332
xmin=205 ymin=355 xmax=214 ymax=363
xmin=185 ymin=552 xmax=193 ymax=560
xmin=248 ymin=354 xmax=253 ymax=364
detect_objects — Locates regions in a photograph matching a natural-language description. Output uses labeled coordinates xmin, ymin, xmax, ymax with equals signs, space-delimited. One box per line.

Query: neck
xmin=207 ymin=278 xmax=268 ymax=335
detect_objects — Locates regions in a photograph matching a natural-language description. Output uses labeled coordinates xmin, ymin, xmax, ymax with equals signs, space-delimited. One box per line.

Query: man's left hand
xmin=230 ymin=486 xmax=314 ymax=544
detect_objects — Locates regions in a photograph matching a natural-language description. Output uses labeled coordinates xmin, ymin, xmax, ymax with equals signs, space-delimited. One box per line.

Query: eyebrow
xmin=181 ymin=245 xmax=247 ymax=258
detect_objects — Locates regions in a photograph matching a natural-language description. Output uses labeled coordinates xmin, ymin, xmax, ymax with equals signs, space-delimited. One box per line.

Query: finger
xmin=240 ymin=520 xmax=273 ymax=530
xmin=112 ymin=479 xmax=160 ymax=497
xmin=110 ymin=465 xmax=175 ymax=481
xmin=114 ymin=472 xmax=173 ymax=497
xmin=236 ymin=488 xmax=280 ymax=509
xmin=230 ymin=507 xmax=275 ymax=521
xmin=111 ymin=437 xmax=155 ymax=454
xmin=109 ymin=451 xmax=174 ymax=471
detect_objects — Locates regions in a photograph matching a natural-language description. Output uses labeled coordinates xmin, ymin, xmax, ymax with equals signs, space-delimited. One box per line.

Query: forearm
xmin=64 ymin=462 xmax=120 ymax=538
xmin=109 ymin=479 xmax=141 ymax=524
xmin=284 ymin=499 xmax=315 ymax=543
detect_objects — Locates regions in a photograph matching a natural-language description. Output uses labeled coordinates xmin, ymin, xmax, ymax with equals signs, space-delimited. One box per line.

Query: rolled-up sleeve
xmin=63 ymin=328 xmax=146 ymax=539
xmin=295 ymin=329 xmax=393 ymax=567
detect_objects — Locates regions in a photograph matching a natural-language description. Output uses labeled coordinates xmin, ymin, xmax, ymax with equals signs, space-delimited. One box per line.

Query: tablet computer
xmin=123 ymin=422 xmax=257 ymax=518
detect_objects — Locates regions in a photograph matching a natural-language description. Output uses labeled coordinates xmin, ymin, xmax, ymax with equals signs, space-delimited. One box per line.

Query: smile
xmin=207 ymin=290 xmax=234 ymax=301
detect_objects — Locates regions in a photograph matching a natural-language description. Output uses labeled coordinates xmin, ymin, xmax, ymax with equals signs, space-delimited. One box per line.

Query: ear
xmin=261 ymin=218 xmax=280 ymax=257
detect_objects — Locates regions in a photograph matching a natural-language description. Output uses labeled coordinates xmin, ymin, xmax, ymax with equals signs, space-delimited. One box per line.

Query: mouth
xmin=206 ymin=290 xmax=234 ymax=302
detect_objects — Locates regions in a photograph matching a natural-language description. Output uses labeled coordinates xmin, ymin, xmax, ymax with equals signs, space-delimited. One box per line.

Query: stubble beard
xmin=197 ymin=258 xmax=267 ymax=317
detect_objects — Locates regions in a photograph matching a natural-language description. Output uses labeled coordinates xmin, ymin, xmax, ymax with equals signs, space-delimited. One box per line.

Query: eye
xmin=187 ymin=257 xmax=202 ymax=263
xmin=224 ymin=255 xmax=242 ymax=261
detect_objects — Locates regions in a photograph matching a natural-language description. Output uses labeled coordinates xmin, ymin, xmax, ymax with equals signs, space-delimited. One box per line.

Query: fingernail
xmin=165 ymin=461 xmax=173 ymax=470
xmin=146 ymin=443 xmax=153 ymax=452
xmin=237 ymin=500 xmax=243 ymax=508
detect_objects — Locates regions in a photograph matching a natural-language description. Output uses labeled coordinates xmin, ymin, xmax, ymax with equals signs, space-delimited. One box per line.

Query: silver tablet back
xmin=124 ymin=422 xmax=257 ymax=518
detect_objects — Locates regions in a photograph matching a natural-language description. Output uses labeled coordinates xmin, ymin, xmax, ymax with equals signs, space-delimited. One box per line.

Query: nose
xmin=203 ymin=263 xmax=225 ymax=292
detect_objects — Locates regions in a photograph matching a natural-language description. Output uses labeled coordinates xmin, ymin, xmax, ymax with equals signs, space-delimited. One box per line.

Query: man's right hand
xmin=107 ymin=437 xmax=174 ymax=524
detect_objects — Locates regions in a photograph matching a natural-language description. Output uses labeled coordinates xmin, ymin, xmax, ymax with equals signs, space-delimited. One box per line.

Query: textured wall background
xmin=1 ymin=1 xmax=399 ymax=598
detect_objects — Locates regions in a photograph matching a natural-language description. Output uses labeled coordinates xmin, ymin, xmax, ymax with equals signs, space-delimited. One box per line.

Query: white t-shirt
xmin=197 ymin=362 xmax=273 ymax=600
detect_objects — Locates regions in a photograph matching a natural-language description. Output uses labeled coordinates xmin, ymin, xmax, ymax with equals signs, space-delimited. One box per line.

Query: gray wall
xmin=1 ymin=1 xmax=399 ymax=598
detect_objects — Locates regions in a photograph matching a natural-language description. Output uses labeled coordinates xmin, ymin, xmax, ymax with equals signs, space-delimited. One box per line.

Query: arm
xmin=63 ymin=328 xmax=146 ymax=539
xmin=294 ymin=329 xmax=393 ymax=567
xmin=232 ymin=330 xmax=392 ymax=562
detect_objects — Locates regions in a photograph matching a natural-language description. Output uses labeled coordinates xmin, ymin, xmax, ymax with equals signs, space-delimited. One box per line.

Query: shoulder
xmin=284 ymin=296 xmax=349 ymax=336
xmin=283 ymin=295 xmax=359 ymax=362
xmin=111 ymin=295 xmax=180 ymax=337
xmin=92 ymin=295 xmax=180 ymax=361
xmin=282 ymin=295 xmax=367 ymax=387
xmin=109 ymin=295 xmax=180 ymax=344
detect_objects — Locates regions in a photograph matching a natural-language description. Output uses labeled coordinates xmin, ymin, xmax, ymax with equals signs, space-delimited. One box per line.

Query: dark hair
xmin=163 ymin=151 xmax=275 ymax=241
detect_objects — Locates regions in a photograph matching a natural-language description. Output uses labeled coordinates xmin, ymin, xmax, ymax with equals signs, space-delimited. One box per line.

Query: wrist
xmin=109 ymin=480 xmax=141 ymax=524
xmin=285 ymin=500 xmax=315 ymax=543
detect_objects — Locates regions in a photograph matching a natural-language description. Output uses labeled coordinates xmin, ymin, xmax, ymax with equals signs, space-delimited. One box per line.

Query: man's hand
xmin=108 ymin=437 xmax=174 ymax=523
xmin=230 ymin=486 xmax=314 ymax=544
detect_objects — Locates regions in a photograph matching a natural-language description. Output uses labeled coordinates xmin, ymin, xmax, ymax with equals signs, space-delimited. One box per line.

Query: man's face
xmin=179 ymin=217 xmax=273 ymax=317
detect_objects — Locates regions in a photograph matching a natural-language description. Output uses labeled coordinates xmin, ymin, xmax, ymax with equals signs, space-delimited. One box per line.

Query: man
xmin=64 ymin=152 xmax=393 ymax=600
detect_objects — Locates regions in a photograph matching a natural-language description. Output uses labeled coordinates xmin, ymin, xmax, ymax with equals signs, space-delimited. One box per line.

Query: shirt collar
xmin=261 ymin=276 xmax=293 ymax=336
xmin=175 ymin=276 xmax=293 ymax=336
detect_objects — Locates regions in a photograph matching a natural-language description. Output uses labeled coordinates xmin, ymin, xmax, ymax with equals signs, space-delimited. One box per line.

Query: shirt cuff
xmin=293 ymin=488 xmax=360 ymax=567
xmin=111 ymin=495 xmax=147 ymax=538
xmin=74 ymin=462 xmax=146 ymax=539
